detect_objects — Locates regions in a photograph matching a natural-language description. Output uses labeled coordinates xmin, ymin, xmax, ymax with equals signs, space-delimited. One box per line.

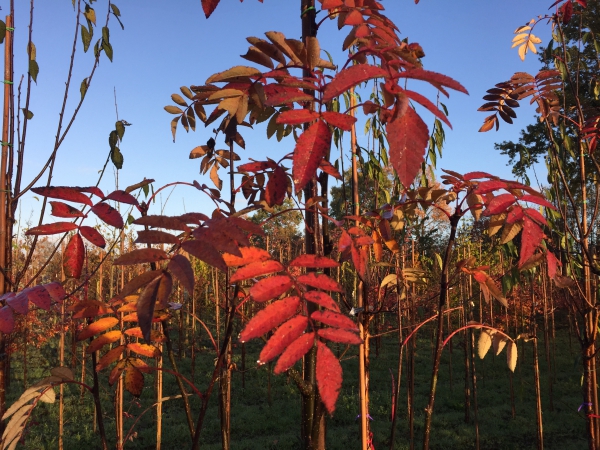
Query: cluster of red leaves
xmin=236 ymin=251 xmax=361 ymax=414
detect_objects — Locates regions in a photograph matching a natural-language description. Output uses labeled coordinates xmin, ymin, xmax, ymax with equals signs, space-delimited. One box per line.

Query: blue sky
xmin=11 ymin=0 xmax=551 ymax=222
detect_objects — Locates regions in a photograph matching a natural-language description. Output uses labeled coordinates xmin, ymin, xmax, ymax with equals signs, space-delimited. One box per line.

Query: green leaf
xmin=28 ymin=60 xmax=39 ymax=83
xmin=110 ymin=4 xmax=121 ymax=17
xmin=111 ymin=147 xmax=123 ymax=169
xmin=0 ymin=20 xmax=6 ymax=44
xmin=21 ymin=109 xmax=33 ymax=120
xmin=102 ymin=26 xmax=110 ymax=43
xmin=102 ymin=41 xmax=113 ymax=62
xmin=81 ymin=25 xmax=91 ymax=52
xmin=80 ymin=78 xmax=89 ymax=100
xmin=127 ymin=214 xmax=135 ymax=225
xmin=116 ymin=121 xmax=125 ymax=140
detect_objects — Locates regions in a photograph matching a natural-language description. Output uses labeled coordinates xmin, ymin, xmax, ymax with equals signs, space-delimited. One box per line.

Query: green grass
xmin=6 ymin=319 xmax=588 ymax=449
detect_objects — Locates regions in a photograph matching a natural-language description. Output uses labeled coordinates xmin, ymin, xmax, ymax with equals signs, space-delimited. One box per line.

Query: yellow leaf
xmin=477 ymin=330 xmax=494 ymax=359
xmin=206 ymin=66 xmax=262 ymax=84
xmin=507 ymin=340 xmax=518 ymax=372
xmin=518 ymin=44 xmax=527 ymax=61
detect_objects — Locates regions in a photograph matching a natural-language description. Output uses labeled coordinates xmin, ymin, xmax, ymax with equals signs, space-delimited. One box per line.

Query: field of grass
xmin=6 ymin=317 xmax=588 ymax=449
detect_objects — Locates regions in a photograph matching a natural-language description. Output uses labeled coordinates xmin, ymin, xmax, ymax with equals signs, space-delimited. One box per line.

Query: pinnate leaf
xmin=265 ymin=166 xmax=288 ymax=207
xmin=50 ymin=201 xmax=84 ymax=218
xmin=26 ymin=222 xmax=78 ymax=236
xmin=124 ymin=367 xmax=144 ymax=397
xmin=64 ymin=233 xmax=84 ymax=279
xmin=304 ymin=291 xmax=340 ymax=312
xmin=79 ymin=226 xmax=106 ymax=248
xmin=293 ymin=120 xmax=332 ymax=192
xmin=128 ymin=342 xmax=160 ymax=358
xmin=258 ymin=315 xmax=308 ymax=364
xmin=318 ymin=328 xmax=362 ymax=345
xmin=320 ymin=111 xmax=357 ymax=131
xmin=239 ymin=296 xmax=300 ymax=342
xmin=31 ymin=186 xmax=93 ymax=206
xmin=114 ymin=248 xmax=169 ymax=266
xmin=86 ymin=330 xmax=122 ymax=354
xmin=231 ymin=260 xmax=284 ymax=283
xmin=387 ymin=107 xmax=428 ymax=188
xmin=91 ymin=202 xmax=124 ymax=228
xmin=289 ymin=255 xmax=339 ymax=268
xmin=507 ymin=340 xmax=518 ymax=372
xmin=311 ymin=310 xmax=358 ymax=330
xmin=477 ymin=329 xmax=493 ymax=359
xmin=223 ymin=246 xmax=271 ymax=267
xmin=250 ymin=275 xmax=293 ymax=302
xmin=316 ymin=341 xmax=342 ymax=414
xmin=297 ymin=272 xmax=343 ymax=292
xmin=78 ymin=317 xmax=119 ymax=341
xmin=519 ymin=194 xmax=556 ymax=210
xmin=322 ymin=64 xmax=387 ymax=102
xmin=168 ymin=255 xmax=195 ymax=294
xmin=484 ymin=193 xmax=516 ymax=215
xmin=274 ymin=332 xmax=315 ymax=374
xmin=181 ymin=240 xmax=227 ymax=273
xmin=137 ymin=276 xmax=161 ymax=343
xmin=104 ymin=190 xmax=138 ymax=205
xmin=518 ymin=216 xmax=544 ymax=269
xmin=276 ymin=109 xmax=319 ymax=125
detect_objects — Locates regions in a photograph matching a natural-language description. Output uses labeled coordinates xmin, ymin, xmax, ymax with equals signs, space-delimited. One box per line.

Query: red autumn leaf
xmin=304 ymin=291 xmax=340 ymax=313
xmin=127 ymin=342 xmax=161 ymax=358
xmin=506 ymin=206 xmax=524 ymax=224
xmin=518 ymin=216 xmax=544 ymax=269
xmin=560 ymin=0 xmax=573 ymax=24
xmin=274 ymin=332 xmax=315 ymax=374
xmin=43 ymin=282 xmax=67 ymax=301
xmin=31 ymin=186 xmax=93 ymax=206
xmin=114 ymin=248 xmax=169 ymax=266
xmin=320 ymin=111 xmax=357 ymax=131
xmin=319 ymin=159 xmax=342 ymax=180
xmin=0 ymin=306 xmax=14 ymax=333
xmin=323 ymin=64 xmax=388 ymax=102
xmin=263 ymin=85 xmax=314 ymax=106
xmin=351 ymin=243 xmax=368 ymax=280
xmin=77 ymin=186 xmax=105 ymax=198
xmin=168 ymin=255 xmax=195 ymax=294
xmin=321 ymin=0 xmax=344 ymax=8
xmin=50 ymin=201 xmax=84 ymax=218
xmin=344 ymin=9 xmax=365 ymax=25
xmin=318 ymin=328 xmax=363 ymax=345
xmin=250 ymin=275 xmax=293 ymax=302
xmin=201 ymin=0 xmax=220 ymax=18
xmin=338 ymin=229 xmax=353 ymax=253
xmin=6 ymin=292 xmax=28 ymax=314
xmin=137 ymin=276 xmax=161 ymax=343
xmin=124 ymin=367 xmax=144 ymax=397
xmin=258 ymin=315 xmax=308 ymax=364
xmin=524 ymin=208 xmax=547 ymax=226
xmin=26 ymin=222 xmax=78 ymax=236
xmin=133 ymin=215 xmax=189 ymax=231
xmin=155 ymin=272 xmax=173 ymax=309
xmin=231 ymin=260 xmax=285 ymax=283
xmin=387 ymin=107 xmax=429 ymax=188
xmin=239 ymin=296 xmax=301 ymax=342
xmin=396 ymin=69 xmax=468 ymax=94
xmin=195 ymin=226 xmax=242 ymax=256
xmin=64 ymin=233 xmax=84 ymax=279
xmin=297 ymin=272 xmax=343 ymax=292
xmin=474 ymin=180 xmax=508 ymax=195
xmin=311 ymin=310 xmax=358 ymax=330
xmin=484 ymin=193 xmax=516 ymax=215
xmin=228 ymin=216 xmax=265 ymax=238
xmin=91 ymin=202 xmax=124 ymax=229
xmin=78 ymin=317 xmax=119 ymax=341
xmin=178 ymin=212 xmax=209 ymax=224
xmin=79 ymin=226 xmax=106 ymax=248
xmin=118 ymin=270 xmax=163 ymax=299
xmin=472 ymin=271 xmax=488 ymax=284
xmin=134 ymin=230 xmax=179 ymax=245
xmin=104 ymin=190 xmax=139 ymax=205
xmin=86 ymin=330 xmax=122 ymax=354
xmin=520 ymin=194 xmax=557 ymax=210
xmin=238 ymin=161 xmax=277 ymax=172
xmin=293 ymin=120 xmax=332 ymax=192
xmin=546 ymin=251 xmax=560 ymax=279
xmin=181 ymin=240 xmax=227 ymax=273
xmin=276 ymin=109 xmax=319 ymax=125
xmin=26 ymin=286 xmax=52 ymax=310
xmin=96 ymin=345 xmax=125 ymax=371
xmin=223 ymin=246 xmax=271 ymax=267
xmin=109 ymin=361 xmax=126 ymax=385
xmin=403 ymin=90 xmax=451 ymax=128
xmin=463 ymin=171 xmax=494 ymax=181
xmin=289 ymin=255 xmax=339 ymax=268
xmin=316 ymin=341 xmax=343 ymax=414
xmin=265 ymin=166 xmax=288 ymax=207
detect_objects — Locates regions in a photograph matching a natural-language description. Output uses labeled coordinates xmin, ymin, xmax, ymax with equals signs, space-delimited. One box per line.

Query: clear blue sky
xmin=11 ymin=0 xmax=551 ymax=222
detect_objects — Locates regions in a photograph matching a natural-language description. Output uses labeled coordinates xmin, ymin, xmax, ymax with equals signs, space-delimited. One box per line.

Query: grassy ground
xmin=6 ymin=317 xmax=588 ymax=449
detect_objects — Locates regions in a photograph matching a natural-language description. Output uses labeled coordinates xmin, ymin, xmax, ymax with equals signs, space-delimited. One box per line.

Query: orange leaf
xmin=86 ymin=330 xmax=122 ymax=354
xmin=127 ymin=342 xmax=161 ymax=358
xmin=231 ymin=260 xmax=285 ymax=283
xmin=223 ymin=246 xmax=271 ymax=267
xmin=96 ymin=345 xmax=125 ymax=371
xmin=124 ymin=367 xmax=144 ymax=397
xmin=78 ymin=317 xmax=119 ymax=341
